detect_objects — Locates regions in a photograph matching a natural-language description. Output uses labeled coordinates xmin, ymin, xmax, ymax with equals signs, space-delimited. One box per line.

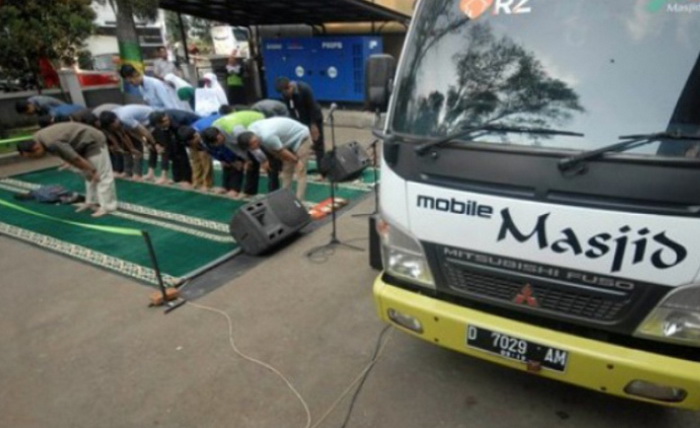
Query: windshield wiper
xmin=414 ymin=125 xmax=584 ymax=156
xmin=558 ymin=131 xmax=700 ymax=173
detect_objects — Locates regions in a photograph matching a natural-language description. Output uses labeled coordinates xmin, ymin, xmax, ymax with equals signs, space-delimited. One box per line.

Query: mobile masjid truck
xmin=369 ymin=0 xmax=700 ymax=408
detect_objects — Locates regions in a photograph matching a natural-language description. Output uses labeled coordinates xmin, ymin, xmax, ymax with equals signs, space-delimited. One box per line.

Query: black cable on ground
xmin=340 ymin=325 xmax=392 ymax=428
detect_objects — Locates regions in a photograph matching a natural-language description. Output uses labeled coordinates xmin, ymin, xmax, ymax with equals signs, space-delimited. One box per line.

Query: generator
xmin=262 ymin=36 xmax=383 ymax=103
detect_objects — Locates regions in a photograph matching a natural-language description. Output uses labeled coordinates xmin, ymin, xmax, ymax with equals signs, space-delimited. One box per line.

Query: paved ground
xmin=0 ymin=123 xmax=698 ymax=428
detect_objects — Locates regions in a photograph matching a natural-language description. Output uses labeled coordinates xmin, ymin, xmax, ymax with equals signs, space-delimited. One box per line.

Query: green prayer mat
xmin=0 ymin=164 xmax=376 ymax=287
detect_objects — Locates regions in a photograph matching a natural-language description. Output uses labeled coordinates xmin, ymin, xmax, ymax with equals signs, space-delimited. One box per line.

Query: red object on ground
xmin=309 ymin=197 xmax=349 ymax=220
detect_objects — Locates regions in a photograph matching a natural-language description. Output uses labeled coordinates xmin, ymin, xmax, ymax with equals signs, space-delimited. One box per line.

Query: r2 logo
xmin=493 ymin=0 xmax=532 ymax=15
xmin=460 ymin=0 xmax=532 ymax=20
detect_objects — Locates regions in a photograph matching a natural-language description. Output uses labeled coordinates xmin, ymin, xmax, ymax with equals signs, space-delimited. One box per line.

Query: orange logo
xmin=460 ymin=0 xmax=494 ymax=19
xmin=514 ymin=284 xmax=539 ymax=307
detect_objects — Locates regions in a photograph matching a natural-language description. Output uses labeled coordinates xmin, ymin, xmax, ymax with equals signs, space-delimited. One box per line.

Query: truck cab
xmin=370 ymin=0 xmax=700 ymax=408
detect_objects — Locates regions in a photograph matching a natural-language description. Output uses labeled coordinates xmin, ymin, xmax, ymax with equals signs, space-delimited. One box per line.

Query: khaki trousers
xmin=85 ymin=146 xmax=118 ymax=212
xmin=190 ymin=149 xmax=214 ymax=189
xmin=281 ymin=138 xmax=312 ymax=201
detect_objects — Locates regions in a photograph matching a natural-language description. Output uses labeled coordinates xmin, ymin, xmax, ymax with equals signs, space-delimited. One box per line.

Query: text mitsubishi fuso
xmin=368 ymin=0 xmax=700 ymax=408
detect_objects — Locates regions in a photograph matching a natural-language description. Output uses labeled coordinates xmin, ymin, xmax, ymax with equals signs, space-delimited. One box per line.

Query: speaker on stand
xmin=321 ymin=141 xmax=371 ymax=183
xmin=306 ymin=105 xmax=366 ymax=259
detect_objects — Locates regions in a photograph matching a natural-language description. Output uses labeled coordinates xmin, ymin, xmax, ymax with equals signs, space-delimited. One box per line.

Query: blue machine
xmin=262 ymin=36 xmax=383 ymax=103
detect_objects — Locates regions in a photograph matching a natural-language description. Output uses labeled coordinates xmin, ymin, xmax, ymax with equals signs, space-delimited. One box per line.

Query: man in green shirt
xmin=201 ymin=110 xmax=270 ymax=197
xmin=17 ymin=123 xmax=118 ymax=217
xmin=226 ymin=48 xmax=246 ymax=105
xmin=212 ymin=110 xmax=263 ymax=136
xmin=237 ymin=117 xmax=311 ymax=201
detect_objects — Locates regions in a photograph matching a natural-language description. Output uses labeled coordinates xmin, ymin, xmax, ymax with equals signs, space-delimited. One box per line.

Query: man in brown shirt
xmin=18 ymin=123 xmax=118 ymax=217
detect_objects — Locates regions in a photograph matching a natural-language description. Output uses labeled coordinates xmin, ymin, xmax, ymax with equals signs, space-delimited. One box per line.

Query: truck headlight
xmin=634 ymin=284 xmax=700 ymax=347
xmin=377 ymin=216 xmax=435 ymax=289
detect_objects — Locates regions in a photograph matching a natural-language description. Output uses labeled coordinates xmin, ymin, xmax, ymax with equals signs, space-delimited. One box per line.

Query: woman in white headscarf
xmin=164 ymin=73 xmax=195 ymax=111
xmin=194 ymin=72 xmax=230 ymax=116
xmin=203 ymin=72 xmax=229 ymax=106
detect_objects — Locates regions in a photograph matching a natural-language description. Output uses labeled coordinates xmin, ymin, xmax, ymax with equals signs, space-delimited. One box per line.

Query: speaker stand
xmin=351 ymin=138 xmax=379 ymax=218
xmin=353 ymin=109 xmax=382 ymax=218
xmin=306 ymin=109 xmax=364 ymax=260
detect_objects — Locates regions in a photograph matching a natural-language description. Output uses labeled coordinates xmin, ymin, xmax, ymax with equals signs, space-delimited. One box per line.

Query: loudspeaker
xmin=229 ymin=189 xmax=311 ymax=255
xmin=365 ymin=54 xmax=396 ymax=111
xmin=323 ymin=141 xmax=371 ymax=183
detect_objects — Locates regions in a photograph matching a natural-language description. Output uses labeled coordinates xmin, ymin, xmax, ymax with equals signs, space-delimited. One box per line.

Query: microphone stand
xmin=353 ymin=109 xmax=382 ymax=217
xmin=306 ymin=106 xmax=363 ymax=259
xmin=351 ymin=138 xmax=379 ymax=218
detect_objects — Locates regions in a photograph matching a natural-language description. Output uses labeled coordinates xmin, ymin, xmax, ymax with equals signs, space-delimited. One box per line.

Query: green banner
xmin=0 ymin=135 xmax=32 ymax=146
xmin=0 ymin=199 xmax=142 ymax=236
xmin=118 ymin=40 xmax=144 ymax=73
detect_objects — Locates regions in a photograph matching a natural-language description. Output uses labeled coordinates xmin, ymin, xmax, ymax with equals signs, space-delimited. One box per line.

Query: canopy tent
xmin=158 ymin=0 xmax=411 ymax=26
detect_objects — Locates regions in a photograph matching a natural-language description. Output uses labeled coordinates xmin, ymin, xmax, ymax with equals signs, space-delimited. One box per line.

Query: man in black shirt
xmin=275 ymin=76 xmax=326 ymax=176
xmin=149 ymin=110 xmax=200 ymax=187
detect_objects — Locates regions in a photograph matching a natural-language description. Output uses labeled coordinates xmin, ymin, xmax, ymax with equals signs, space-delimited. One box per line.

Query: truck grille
xmin=441 ymin=262 xmax=633 ymax=322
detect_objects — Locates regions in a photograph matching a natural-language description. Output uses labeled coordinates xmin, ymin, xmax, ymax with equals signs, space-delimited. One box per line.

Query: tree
xmin=165 ymin=11 xmax=213 ymax=49
xmin=0 ymin=0 xmax=95 ymax=88
xmin=96 ymin=0 xmax=159 ymax=72
xmin=189 ymin=17 xmax=213 ymax=46
xmin=440 ymin=23 xmax=585 ymax=134
xmin=395 ymin=0 xmax=584 ymax=140
xmin=165 ymin=10 xmax=185 ymax=45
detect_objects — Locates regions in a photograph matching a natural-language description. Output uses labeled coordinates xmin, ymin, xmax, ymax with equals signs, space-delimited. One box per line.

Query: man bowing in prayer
xmin=18 ymin=123 xmax=118 ymax=217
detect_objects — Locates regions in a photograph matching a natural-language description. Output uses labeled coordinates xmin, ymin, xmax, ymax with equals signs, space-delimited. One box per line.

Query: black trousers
xmin=168 ymin=144 xmax=192 ymax=183
xmin=221 ymin=151 xmax=282 ymax=194
xmin=221 ymin=164 xmax=251 ymax=193
xmin=243 ymin=155 xmax=281 ymax=195
xmin=227 ymin=85 xmax=247 ymax=106
xmin=148 ymin=145 xmax=170 ymax=172
xmin=312 ymin=121 xmax=326 ymax=176
xmin=267 ymin=156 xmax=282 ymax=192
xmin=109 ymin=151 xmax=124 ymax=173
xmin=122 ymin=129 xmax=144 ymax=177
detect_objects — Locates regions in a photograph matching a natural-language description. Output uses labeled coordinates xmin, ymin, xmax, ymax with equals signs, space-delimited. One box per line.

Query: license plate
xmin=466 ymin=325 xmax=568 ymax=372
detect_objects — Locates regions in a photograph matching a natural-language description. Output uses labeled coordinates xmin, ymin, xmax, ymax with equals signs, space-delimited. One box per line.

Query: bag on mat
xmin=14 ymin=185 xmax=84 ymax=205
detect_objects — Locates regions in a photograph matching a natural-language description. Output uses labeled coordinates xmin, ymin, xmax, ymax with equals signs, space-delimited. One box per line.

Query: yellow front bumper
xmin=374 ymin=276 xmax=700 ymax=410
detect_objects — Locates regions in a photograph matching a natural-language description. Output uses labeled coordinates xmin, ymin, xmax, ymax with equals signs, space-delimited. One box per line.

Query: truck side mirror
xmin=365 ymin=54 xmax=396 ymax=113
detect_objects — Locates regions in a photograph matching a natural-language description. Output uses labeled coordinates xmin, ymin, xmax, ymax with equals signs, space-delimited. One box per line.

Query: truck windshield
xmin=391 ymin=0 xmax=700 ymax=158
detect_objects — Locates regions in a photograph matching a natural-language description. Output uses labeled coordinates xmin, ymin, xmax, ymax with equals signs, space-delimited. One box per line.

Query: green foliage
xmin=0 ymin=0 xmax=96 ymax=82
xmin=77 ymin=50 xmax=95 ymax=70
xmin=129 ymin=0 xmax=160 ymax=20
xmin=165 ymin=11 xmax=213 ymax=46
xmin=189 ymin=17 xmax=213 ymax=45
xmin=96 ymin=0 xmax=160 ymax=21
xmin=94 ymin=0 xmax=161 ymax=66
xmin=165 ymin=10 xmax=183 ymax=43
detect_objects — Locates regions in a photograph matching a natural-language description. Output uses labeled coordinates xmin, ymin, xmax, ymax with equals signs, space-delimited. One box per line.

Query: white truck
xmin=369 ymin=0 xmax=700 ymax=409
xmin=210 ymin=25 xmax=250 ymax=58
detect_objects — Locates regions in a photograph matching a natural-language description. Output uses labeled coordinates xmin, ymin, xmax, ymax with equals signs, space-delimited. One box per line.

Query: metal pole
xmin=329 ymin=113 xmax=339 ymax=243
xmin=352 ymin=138 xmax=380 ymax=217
xmin=142 ymin=230 xmax=168 ymax=302
xmin=142 ymin=230 xmax=186 ymax=313
xmin=177 ymin=12 xmax=190 ymax=65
